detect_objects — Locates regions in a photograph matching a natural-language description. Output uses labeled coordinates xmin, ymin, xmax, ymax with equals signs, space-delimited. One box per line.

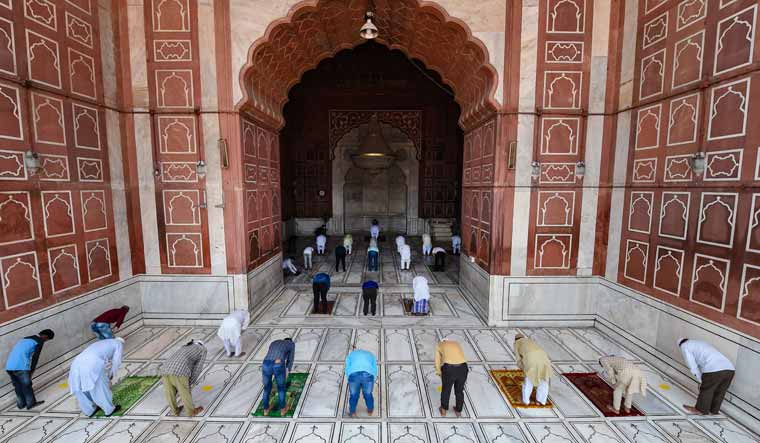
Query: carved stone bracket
xmin=328 ymin=110 xmax=422 ymax=159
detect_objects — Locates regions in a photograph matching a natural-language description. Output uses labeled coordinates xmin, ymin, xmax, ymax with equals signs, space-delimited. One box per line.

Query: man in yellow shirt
xmin=514 ymin=334 xmax=552 ymax=406
xmin=435 ymin=339 xmax=468 ymax=416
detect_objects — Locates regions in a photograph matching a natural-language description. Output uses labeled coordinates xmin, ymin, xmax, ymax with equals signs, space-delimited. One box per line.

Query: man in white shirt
xmin=343 ymin=234 xmax=353 ymax=255
xmin=370 ymin=220 xmax=380 ymax=240
xmin=316 ymin=234 xmax=327 ymax=255
xmin=451 ymin=235 xmax=462 ymax=254
xmin=395 ymin=235 xmax=406 ymax=253
xmin=282 ymin=257 xmax=298 ymax=275
xmin=422 ymin=234 xmax=432 ymax=255
xmin=678 ymin=338 xmax=735 ymax=415
xmin=303 ymin=246 xmax=314 ymax=269
xmin=399 ymin=244 xmax=411 ymax=270
xmin=217 ymin=309 xmax=251 ymax=358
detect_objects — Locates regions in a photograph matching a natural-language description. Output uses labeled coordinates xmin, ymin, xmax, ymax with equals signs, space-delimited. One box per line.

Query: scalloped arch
xmin=238 ymin=0 xmax=500 ymax=131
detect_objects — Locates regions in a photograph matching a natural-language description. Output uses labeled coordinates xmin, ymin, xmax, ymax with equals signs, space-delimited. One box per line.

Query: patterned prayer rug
xmin=94 ymin=376 xmax=159 ymax=417
xmin=312 ymin=300 xmax=336 ymax=315
xmin=563 ymin=372 xmax=645 ymax=417
xmin=489 ymin=369 xmax=553 ymax=408
xmin=252 ymin=372 xmax=308 ymax=418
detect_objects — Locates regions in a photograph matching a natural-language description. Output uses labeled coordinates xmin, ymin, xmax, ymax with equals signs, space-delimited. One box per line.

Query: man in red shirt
xmin=91 ymin=306 xmax=130 ymax=340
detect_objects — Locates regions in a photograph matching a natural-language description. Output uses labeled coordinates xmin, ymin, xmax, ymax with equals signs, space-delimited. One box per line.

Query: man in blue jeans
xmin=345 ymin=347 xmax=377 ymax=417
xmin=261 ymin=337 xmax=295 ymax=416
xmin=367 ymin=243 xmax=379 ymax=272
xmin=5 ymin=329 xmax=55 ymax=410
xmin=312 ymin=272 xmax=331 ymax=314
xmin=90 ymin=306 xmax=130 ymax=339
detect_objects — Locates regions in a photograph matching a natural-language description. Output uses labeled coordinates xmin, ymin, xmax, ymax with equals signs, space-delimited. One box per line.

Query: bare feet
xmin=347 ymin=412 xmax=355 ymax=418
xmin=683 ymin=404 xmax=704 ymax=415
xmin=439 ymin=407 xmax=447 ymax=416
xmin=623 ymin=407 xmax=631 ymax=414
xmin=173 ymin=406 xmax=184 ymax=416
xmin=606 ymin=405 xmax=620 ymax=415
xmin=280 ymin=405 xmax=290 ymax=416
xmin=263 ymin=406 xmax=272 ymax=416
xmin=236 ymin=352 xmax=247 ymax=358
xmin=454 ymin=410 xmax=461 ymax=418
xmin=190 ymin=406 xmax=204 ymax=417
xmin=367 ymin=409 xmax=374 ymax=416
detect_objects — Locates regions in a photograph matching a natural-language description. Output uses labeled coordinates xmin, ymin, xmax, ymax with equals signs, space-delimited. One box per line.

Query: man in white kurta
xmin=217 ymin=309 xmax=251 ymax=358
xmin=316 ymin=234 xmax=327 ymax=255
xmin=395 ymin=235 xmax=406 ymax=253
xmin=422 ymin=234 xmax=433 ymax=255
xmin=370 ymin=222 xmax=380 ymax=240
xmin=343 ymin=234 xmax=353 ymax=254
xmin=400 ymin=244 xmax=411 ymax=270
xmin=68 ymin=337 xmax=124 ymax=417
xmin=282 ymin=257 xmax=298 ymax=275
xmin=303 ymin=246 xmax=314 ymax=269
xmin=451 ymin=235 xmax=461 ymax=254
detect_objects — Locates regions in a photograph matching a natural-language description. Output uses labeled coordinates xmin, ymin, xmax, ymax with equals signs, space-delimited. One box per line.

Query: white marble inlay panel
xmin=191 ymin=363 xmax=240 ymax=415
xmin=384 ymin=329 xmax=413 ymax=361
xmin=439 ymin=329 xmax=480 ymax=361
xmin=47 ymin=419 xmax=110 ymax=443
xmin=216 ymin=328 xmax=270 ymax=361
xmin=0 ymin=417 xmax=32 ymax=440
xmin=654 ymin=420 xmax=717 ymax=443
xmin=93 ymin=420 xmax=154 ymax=443
xmin=545 ymin=328 xmax=601 ymax=361
xmin=158 ymin=328 xmax=215 ymax=359
xmin=387 ymin=424 xmax=431 ymax=443
xmin=463 ymin=365 xmax=512 ymax=418
xmin=3 ymin=417 xmax=70 ymax=443
xmin=127 ymin=327 xmax=190 ymax=359
xmin=433 ymin=423 xmax=482 ymax=443
xmin=469 ymin=330 xmax=514 ymax=361
xmin=188 ymin=422 xmax=243 ymax=443
xmin=295 ymin=328 xmax=325 ymax=361
xmin=286 ymin=294 xmax=315 ymax=317
xmin=354 ymin=329 xmax=381 ymax=360
xmin=299 ymin=364 xmax=344 ymax=417
xmin=518 ymin=329 xmax=575 ymax=361
xmin=636 ymin=365 xmax=696 ymax=413
xmin=412 ymin=329 xmax=438 ymax=361
xmin=238 ymin=423 xmax=289 ymax=443
xmin=419 ymin=364 xmax=469 ymax=418
xmin=695 ymin=419 xmax=757 ymax=443
xmin=289 ymin=423 xmax=335 ymax=443
xmin=547 ymin=371 xmax=599 ymax=418
xmin=571 ymin=329 xmax=636 ymax=360
xmin=211 ymin=362 xmax=263 ymax=417
xmin=128 ymin=379 xmax=171 ymax=416
xmin=319 ymin=329 xmax=352 ymax=361
xmin=123 ymin=327 xmax=166 ymax=354
xmin=140 ymin=420 xmax=197 ymax=443
xmin=335 ymin=293 xmax=359 ymax=316
xmin=428 ymin=294 xmax=454 ymax=316
xmin=525 ymin=423 xmax=579 ymax=443
xmin=253 ymin=329 xmax=298 ymax=360
xmin=382 ymin=294 xmax=405 ymax=316
xmin=613 ymin=421 xmax=672 ymax=443
xmin=339 ymin=423 xmax=380 ymax=443
xmin=386 ymin=364 xmax=424 ymax=417
xmin=479 ymin=424 xmax=530 ymax=443
xmin=570 ymin=422 xmax=626 ymax=443
xmin=260 ymin=291 xmax=295 ymax=319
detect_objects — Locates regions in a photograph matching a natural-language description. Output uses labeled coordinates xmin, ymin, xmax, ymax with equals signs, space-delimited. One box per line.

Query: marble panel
xmin=339 ymin=423 xmax=380 ymax=443
xmin=128 ymin=379 xmax=171 ymax=415
xmin=0 ymin=417 xmax=33 ymax=440
xmin=93 ymin=420 xmax=154 ymax=443
xmin=191 ymin=363 xmax=240 ymax=415
xmin=300 ymin=364 xmax=344 ymax=417
xmin=438 ymin=330 xmax=480 ymax=361
xmin=636 ymin=364 xmax=696 ymax=414
xmin=3 ymin=417 xmax=71 ymax=443
xmin=463 ymin=365 xmax=512 ymax=418
xmin=654 ymin=420 xmax=717 ymax=443
xmin=428 ymin=294 xmax=454 ymax=316
xmin=468 ymin=330 xmax=513 ymax=362
xmin=446 ymin=292 xmax=482 ymax=323
xmin=495 ymin=329 xmax=521 ymax=353
xmin=384 ymin=329 xmax=413 ymax=361
xmin=127 ymin=327 xmax=190 ymax=359
xmin=572 ymin=329 xmax=636 ymax=360
xmin=412 ymin=329 xmax=439 ymax=361
xmin=122 ymin=327 xmax=167 ymax=355
xmin=694 ymin=419 xmax=757 ymax=443
xmin=319 ymin=329 xmax=353 ymax=361
xmin=545 ymin=328 xmax=601 ymax=361
xmin=517 ymin=329 xmax=575 ymax=361
xmin=238 ymin=423 xmax=289 ymax=443
xmin=157 ymin=328 xmax=216 ymax=359
xmin=295 ymin=328 xmax=326 ymax=361
xmin=525 ymin=423 xmax=579 ymax=443
xmin=286 ymin=294 xmax=314 ymax=317
xmin=420 ymin=364 xmax=469 ymax=417
xmin=47 ymin=419 xmax=110 ymax=443
xmin=188 ymin=422 xmax=243 ymax=443
xmin=140 ymin=420 xmax=197 ymax=443
xmin=335 ymin=293 xmax=359 ymax=316
xmin=585 ymin=362 xmax=678 ymax=416
xmin=613 ymin=422 xmax=673 ymax=443
xmin=211 ymin=363 xmax=263 ymax=417
xmin=570 ymin=422 xmax=626 ymax=443
xmin=253 ymin=329 xmax=298 ymax=360
xmin=479 ymin=424 xmax=530 ymax=443
xmin=433 ymin=423 xmax=482 ymax=443
xmin=382 ymin=294 xmax=405 ymax=316
xmin=289 ymin=424 xmax=335 ymax=443
xmin=386 ymin=364 xmax=424 ymax=417
xmin=546 ymin=371 xmax=599 ymax=418
xmin=354 ymin=329 xmax=381 ymax=360
xmin=387 ymin=424 xmax=431 ymax=443
xmin=258 ymin=291 xmax=294 ymax=320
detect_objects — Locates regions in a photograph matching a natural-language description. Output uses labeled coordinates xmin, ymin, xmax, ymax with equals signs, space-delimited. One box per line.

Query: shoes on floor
xmin=106 ymin=405 xmax=122 ymax=417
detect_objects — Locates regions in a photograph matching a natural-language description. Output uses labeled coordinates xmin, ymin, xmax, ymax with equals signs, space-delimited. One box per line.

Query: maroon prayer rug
xmin=563 ymin=372 xmax=645 ymax=417
xmin=312 ymin=300 xmax=335 ymax=314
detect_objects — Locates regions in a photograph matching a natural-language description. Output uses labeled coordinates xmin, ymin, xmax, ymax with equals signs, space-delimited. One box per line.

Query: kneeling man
xmin=599 ymin=355 xmax=647 ymax=414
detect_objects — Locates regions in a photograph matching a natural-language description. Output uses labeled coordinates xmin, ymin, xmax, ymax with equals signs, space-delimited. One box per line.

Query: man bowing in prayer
xmin=90 ymin=306 xmax=130 ymax=340
xmin=69 ymin=337 xmax=124 ymax=417
xmin=343 ymin=234 xmax=353 ymax=255
xmin=599 ymin=355 xmax=647 ymax=414
xmin=5 ymin=329 xmax=55 ymax=410
xmin=399 ymin=244 xmax=411 ymax=270
xmin=160 ymin=339 xmax=207 ymax=417
xmin=395 ymin=234 xmax=406 ymax=253
xmin=679 ymin=338 xmax=735 ymax=415
xmin=411 ymin=276 xmax=430 ymax=315
xmin=217 ymin=309 xmax=251 ymax=358
xmin=435 ymin=338 xmax=468 ymax=417
xmin=514 ymin=334 xmax=552 ymax=406
xmin=370 ymin=219 xmax=380 ymax=240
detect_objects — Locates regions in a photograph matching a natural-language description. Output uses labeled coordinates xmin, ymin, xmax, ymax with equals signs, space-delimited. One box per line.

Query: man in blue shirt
xmin=5 ymin=329 xmax=55 ymax=409
xmin=261 ymin=338 xmax=295 ymax=416
xmin=313 ymin=272 xmax=331 ymax=314
xmin=362 ymin=280 xmax=379 ymax=316
xmin=367 ymin=243 xmax=379 ymax=272
xmin=345 ymin=347 xmax=377 ymax=417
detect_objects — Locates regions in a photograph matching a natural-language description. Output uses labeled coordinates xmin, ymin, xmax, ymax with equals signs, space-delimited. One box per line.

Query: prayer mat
xmin=563 ymin=372 xmax=644 ymax=417
xmin=402 ymin=299 xmax=428 ymax=316
xmin=252 ymin=372 xmax=308 ymax=418
xmin=94 ymin=376 xmax=159 ymax=417
xmin=312 ymin=300 xmax=335 ymax=314
xmin=489 ymin=369 xmax=553 ymax=408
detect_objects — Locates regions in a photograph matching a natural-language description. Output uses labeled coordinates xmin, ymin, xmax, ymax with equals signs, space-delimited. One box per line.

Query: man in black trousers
xmin=312 ymin=272 xmax=331 ymax=314
xmin=361 ymin=280 xmax=379 ymax=316
xmin=335 ymin=244 xmax=347 ymax=272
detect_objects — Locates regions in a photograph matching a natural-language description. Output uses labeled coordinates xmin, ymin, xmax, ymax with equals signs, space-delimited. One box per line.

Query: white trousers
xmin=400 ymin=258 xmax=411 ymax=270
xmin=73 ymin=376 xmax=115 ymax=416
xmin=286 ymin=262 xmax=297 ymax=274
xmin=422 ymin=245 xmax=432 ymax=255
xmin=345 ymin=244 xmax=352 ymax=254
xmin=304 ymin=253 xmax=312 ymax=269
xmin=453 ymin=245 xmax=461 ymax=254
xmin=522 ymin=378 xmax=549 ymax=405
xmin=223 ymin=337 xmax=242 ymax=357
xmin=317 ymin=245 xmax=325 ymax=254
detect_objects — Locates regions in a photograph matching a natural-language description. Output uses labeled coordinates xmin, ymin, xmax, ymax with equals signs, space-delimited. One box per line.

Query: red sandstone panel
xmin=739 ymin=264 xmax=760 ymax=325
xmin=690 ymin=253 xmax=731 ymax=312
xmin=623 ymin=240 xmax=649 ymax=285
xmin=47 ymin=244 xmax=81 ymax=294
xmin=0 ymin=192 xmax=34 ymax=246
xmin=653 ymin=245 xmax=684 ymax=296
xmin=0 ymin=251 xmax=42 ymax=310
xmin=628 ymin=191 xmax=654 ymax=235
xmin=659 ymin=192 xmax=690 ymax=240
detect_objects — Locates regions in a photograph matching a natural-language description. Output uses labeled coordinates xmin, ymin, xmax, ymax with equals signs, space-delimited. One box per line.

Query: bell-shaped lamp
xmin=360 ymin=11 xmax=378 ymax=39
xmin=352 ymin=115 xmax=395 ymax=173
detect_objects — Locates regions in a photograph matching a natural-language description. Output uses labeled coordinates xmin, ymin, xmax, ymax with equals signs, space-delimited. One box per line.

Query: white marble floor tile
xmin=127 ymin=327 xmax=190 ymax=360
xmin=2 ymin=417 xmax=71 ymax=443
xmin=613 ymin=421 xmax=672 ymax=443
xmin=93 ymin=420 xmax=154 ymax=443
xmin=384 ymin=329 xmax=413 ymax=362
xmin=635 ymin=365 xmax=696 ymax=414
xmin=128 ymin=381 xmax=171 ymax=415
xmin=217 ymin=328 xmax=270 ymax=361
xmin=462 ymin=365 xmax=512 ymax=418
xmin=654 ymin=420 xmax=718 ymax=443
xmin=299 ymin=364 xmax=344 ymax=417
xmin=694 ymin=418 xmax=758 ymax=443
xmin=571 ymin=329 xmax=636 ymax=360
xmin=210 ymin=363 xmax=263 ymax=417
xmin=123 ymin=327 xmax=167 ymax=355
xmin=336 ymin=293 xmax=360 ymax=316
xmin=253 ymin=329 xmax=298 ymax=360
xmin=468 ymin=330 xmax=514 ymax=362
xmin=188 ymin=421 xmax=243 ymax=443
xmin=570 ymin=422 xmax=626 ymax=443
xmin=478 ymin=424 xmax=530 ymax=443
xmin=428 ymin=294 xmax=454 ymax=316
xmin=47 ymin=419 xmax=111 ymax=443
xmin=191 ymin=363 xmax=240 ymax=415
xmin=547 ymin=371 xmax=599 ymax=418
xmin=339 ymin=423 xmax=381 ymax=443
xmin=158 ymin=328 xmax=216 ymax=360
xmin=286 ymin=294 xmax=314 ymax=317
xmin=382 ymin=295 xmax=405 ymax=317
xmin=295 ymin=328 xmax=326 ymax=362
xmin=433 ymin=422 xmax=482 ymax=443
xmin=525 ymin=423 xmax=579 ymax=443
xmin=584 ymin=363 xmax=679 ymax=416
xmin=385 ymin=364 xmax=424 ymax=418
xmin=238 ymin=423 xmax=289 ymax=443
xmin=11 ymin=374 xmax=71 ymax=412
xmin=141 ymin=420 xmax=197 ymax=443
xmin=387 ymin=424 xmax=431 ymax=443
xmin=545 ymin=328 xmax=602 ymax=361
xmin=412 ymin=329 xmax=438 ymax=362
xmin=518 ymin=329 xmax=576 ymax=361
xmin=0 ymin=416 xmax=32 ymax=440
xmin=319 ymin=329 xmax=353 ymax=361
xmin=289 ymin=423 xmax=335 ymax=443
xmin=419 ymin=364 xmax=469 ymax=418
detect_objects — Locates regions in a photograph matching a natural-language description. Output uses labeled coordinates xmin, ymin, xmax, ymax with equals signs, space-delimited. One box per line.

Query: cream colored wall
xmin=227 ymin=0 xmax=507 ymax=109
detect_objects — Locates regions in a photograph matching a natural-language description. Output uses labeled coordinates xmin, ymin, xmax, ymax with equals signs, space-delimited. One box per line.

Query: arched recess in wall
xmin=236 ymin=0 xmax=500 ymax=132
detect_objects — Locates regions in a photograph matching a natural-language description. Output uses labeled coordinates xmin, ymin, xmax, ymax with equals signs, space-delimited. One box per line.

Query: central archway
xmin=237 ymin=0 xmax=500 ymax=131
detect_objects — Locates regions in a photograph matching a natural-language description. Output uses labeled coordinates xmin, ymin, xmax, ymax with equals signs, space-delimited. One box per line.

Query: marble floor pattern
xmin=1 ymin=249 xmax=758 ymax=443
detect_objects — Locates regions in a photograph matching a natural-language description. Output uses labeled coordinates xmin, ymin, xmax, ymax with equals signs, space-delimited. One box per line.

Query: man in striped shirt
xmin=160 ymin=340 xmax=207 ymax=417
xmin=262 ymin=338 xmax=295 ymax=416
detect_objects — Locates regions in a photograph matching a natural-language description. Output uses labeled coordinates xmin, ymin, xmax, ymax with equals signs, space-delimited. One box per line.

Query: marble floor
xmin=1 ymin=239 xmax=757 ymax=443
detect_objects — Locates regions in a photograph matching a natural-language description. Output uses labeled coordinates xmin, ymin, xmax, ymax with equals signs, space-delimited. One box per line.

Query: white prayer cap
xmin=115 ymin=337 xmax=126 ymax=344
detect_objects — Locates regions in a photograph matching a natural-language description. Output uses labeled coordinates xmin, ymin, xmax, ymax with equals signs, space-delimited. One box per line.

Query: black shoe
xmin=26 ymin=400 xmax=45 ymax=410
xmin=106 ymin=405 xmax=122 ymax=417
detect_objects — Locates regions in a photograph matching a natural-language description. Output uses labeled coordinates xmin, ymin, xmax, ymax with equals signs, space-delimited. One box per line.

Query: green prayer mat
xmin=252 ymin=372 xmax=308 ymax=418
xmin=94 ymin=376 xmax=159 ymax=417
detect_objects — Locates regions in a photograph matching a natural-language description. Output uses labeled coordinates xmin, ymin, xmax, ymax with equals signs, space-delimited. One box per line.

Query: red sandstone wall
xmin=618 ymin=0 xmax=760 ymax=336
xmin=241 ymin=115 xmax=281 ymax=272
xmin=0 ymin=0 xmax=118 ymax=322
xmin=526 ymin=0 xmax=594 ymax=275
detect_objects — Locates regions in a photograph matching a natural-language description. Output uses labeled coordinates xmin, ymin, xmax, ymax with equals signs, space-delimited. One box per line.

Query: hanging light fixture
xmin=24 ymin=150 xmax=40 ymax=176
xmin=530 ymin=161 xmax=541 ymax=180
xmin=352 ymin=114 xmax=395 ymax=173
xmin=691 ymin=151 xmax=706 ymax=177
xmin=196 ymin=160 xmax=207 ymax=178
xmin=575 ymin=161 xmax=586 ymax=179
xmin=360 ymin=0 xmax=378 ymax=39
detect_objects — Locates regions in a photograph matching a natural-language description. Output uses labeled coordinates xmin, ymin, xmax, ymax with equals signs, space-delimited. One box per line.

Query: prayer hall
xmin=1 ymin=0 xmax=760 ymax=441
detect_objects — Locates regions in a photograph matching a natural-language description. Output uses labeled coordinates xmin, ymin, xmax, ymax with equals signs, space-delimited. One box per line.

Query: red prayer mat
xmin=311 ymin=300 xmax=336 ymax=315
xmin=563 ymin=372 xmax=645 ymax=417
xmin=489 ymin=369 xmax=553 ymax=408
